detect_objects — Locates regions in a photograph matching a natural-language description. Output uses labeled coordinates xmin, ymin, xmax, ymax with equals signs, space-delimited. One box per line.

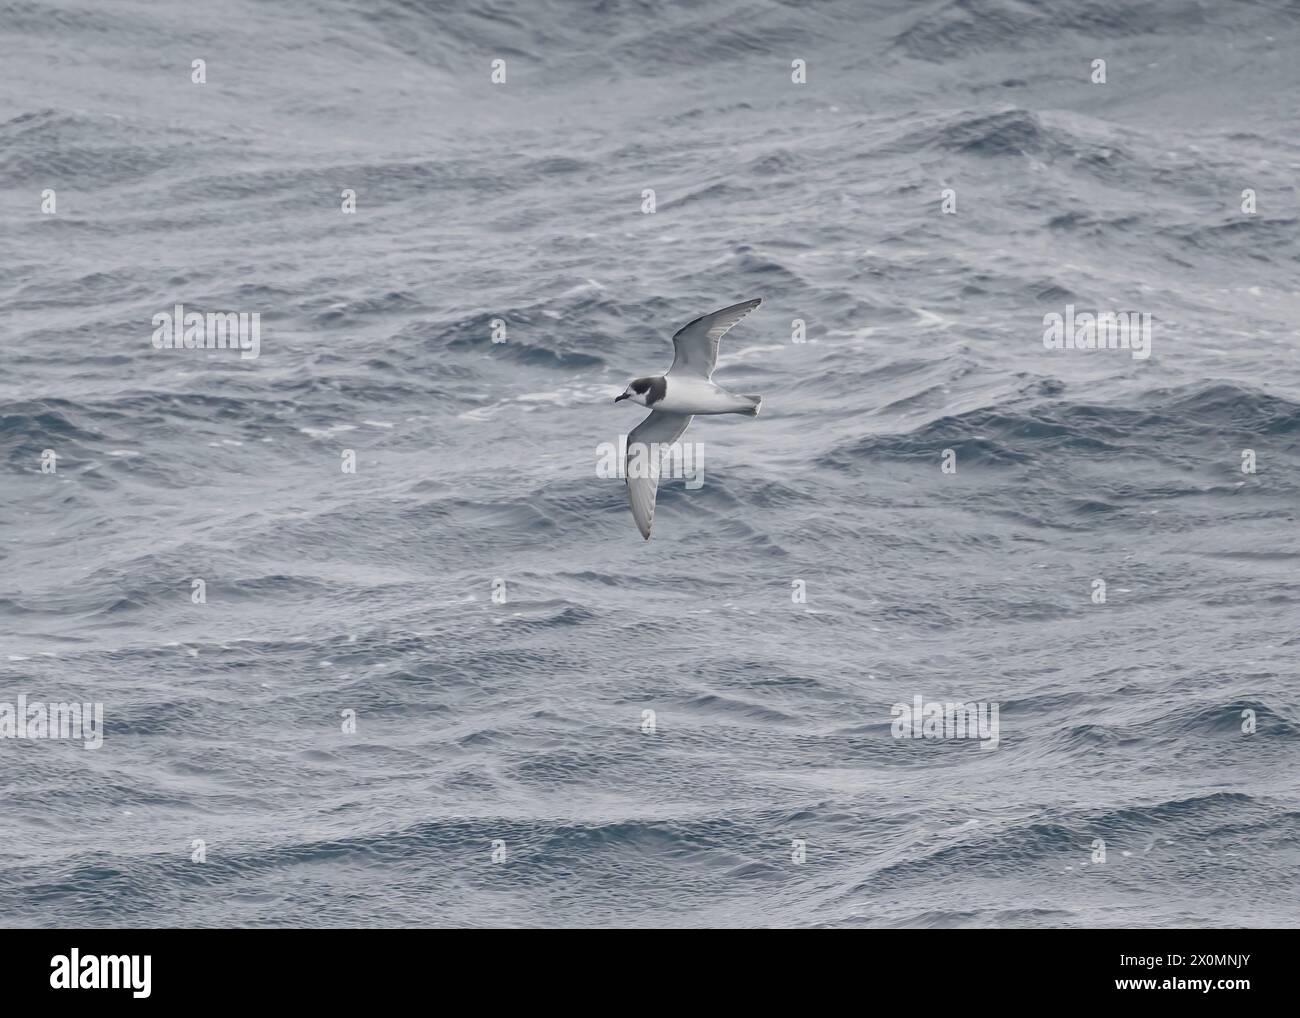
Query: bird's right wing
xmin=625 ymin=410 xmax=693 ymax=540
xmin=669 ymin=298 xmax=762 ymax=379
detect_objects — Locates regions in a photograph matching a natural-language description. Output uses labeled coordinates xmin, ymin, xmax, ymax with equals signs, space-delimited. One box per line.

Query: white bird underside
xmin=625 ymin=410 xmax=693 ymax=540
xmin=624 ymin=298 xmax=763 ymax=539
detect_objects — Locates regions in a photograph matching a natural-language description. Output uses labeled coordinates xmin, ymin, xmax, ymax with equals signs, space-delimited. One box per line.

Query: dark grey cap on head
xmin=631 ymin=376 xmax=667 ymax=405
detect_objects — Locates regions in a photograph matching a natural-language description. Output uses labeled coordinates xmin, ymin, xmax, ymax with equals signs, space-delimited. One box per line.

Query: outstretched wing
xmin=625 ymin=410 xmax=693 ymax=540
xmin=668 ymin=298 xmax=762 ymax=379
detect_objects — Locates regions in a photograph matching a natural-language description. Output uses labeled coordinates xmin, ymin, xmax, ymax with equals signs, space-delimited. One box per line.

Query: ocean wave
xmin=819 ymin=383 xmax=1300 ymax=470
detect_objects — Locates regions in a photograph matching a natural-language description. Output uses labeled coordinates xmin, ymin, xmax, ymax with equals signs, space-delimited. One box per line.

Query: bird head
xmin=614 ymin=377 xmax=653 ymax=407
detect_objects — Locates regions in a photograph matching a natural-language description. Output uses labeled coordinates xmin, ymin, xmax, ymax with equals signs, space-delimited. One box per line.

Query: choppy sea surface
xmin=2 ymin=0 xmax=1298 ymax=928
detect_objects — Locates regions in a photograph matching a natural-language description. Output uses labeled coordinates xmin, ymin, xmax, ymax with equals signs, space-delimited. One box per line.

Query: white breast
xmin=656 ymin=375 xmax=745 ymax=414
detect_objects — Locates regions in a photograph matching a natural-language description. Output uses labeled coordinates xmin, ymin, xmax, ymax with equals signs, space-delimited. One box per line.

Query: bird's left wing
xmin=625 ymin=410 xmax=693 ymax=540
xmin=668 ymin=298 xmax=762 ymax=379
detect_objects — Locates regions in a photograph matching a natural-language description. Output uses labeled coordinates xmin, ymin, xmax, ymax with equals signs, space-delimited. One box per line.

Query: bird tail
xmin=737 ymin=394 xmax=762 ymax=417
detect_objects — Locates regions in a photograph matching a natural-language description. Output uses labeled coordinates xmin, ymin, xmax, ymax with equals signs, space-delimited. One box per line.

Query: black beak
xmin=614 ymin=393 xmax=629 ymax=402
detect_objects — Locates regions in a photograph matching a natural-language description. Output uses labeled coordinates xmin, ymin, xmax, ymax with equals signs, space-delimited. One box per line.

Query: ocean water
xmin=1 ymin=0 xmax=1298 ymax=928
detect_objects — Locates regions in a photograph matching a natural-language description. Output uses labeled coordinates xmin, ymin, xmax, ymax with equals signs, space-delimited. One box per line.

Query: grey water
xmin=1 ymin=0 xmax=1298 ymax=927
